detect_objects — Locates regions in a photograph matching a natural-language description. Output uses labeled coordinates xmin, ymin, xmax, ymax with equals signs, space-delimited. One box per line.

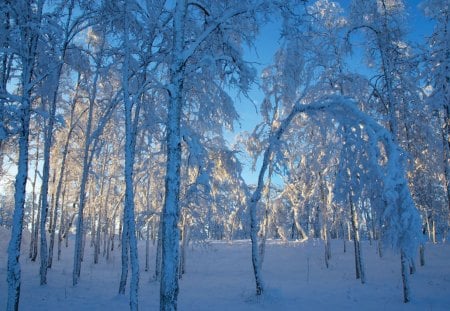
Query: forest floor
xmin=1 ymin=228 xmax=449 ymax=310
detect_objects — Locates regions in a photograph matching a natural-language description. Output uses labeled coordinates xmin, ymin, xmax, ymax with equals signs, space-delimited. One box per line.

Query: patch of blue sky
xmin=225 ymin=0 xmax=435 ymax=185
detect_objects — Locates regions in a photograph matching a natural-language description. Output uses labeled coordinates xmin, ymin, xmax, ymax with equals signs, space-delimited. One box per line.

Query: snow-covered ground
xmin=1 ymin=228 xmax=449 ymax=310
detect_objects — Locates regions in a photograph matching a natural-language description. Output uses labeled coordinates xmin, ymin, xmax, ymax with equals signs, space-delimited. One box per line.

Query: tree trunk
xmin=94 ymin=154 xmax=109 ymax=265
xmin=29 ymin=133 xmax=40 ymax=261
xmin=57 ymin=181 xmax=67 ymax=261
xmin=39 ymin=86 xmax=56 ymax=284
xmin=73 ymin=132 xmax=92 ymax=285
xmin=120 ymin=9 xmax=141 ymax=309
xmin=341 ymin=221 xmax=347 ymax=253
xmin=324 ymin=225 xmax=331 ymax=269
xmin=31 ymin=194 xmax=41 ymax=262
xmin=47 ymin=167 xmax=58 ymax=268
xmin=154 ymin=218 xmax=163 ymax=281
xmin=419 ymin=244 xmax=425 ymax=266
xmin=118 ymin=220 xmax=129 ymax=295
xmin=425 ymin=212 xmax=432 ymax=241
xmin=350 ymin=194 xmax=365 ymax=284
xmin=73 ymin=38 xmax=106 ymax=285
xmin=258 ymin=169 xmax=272 ymax=271
xmin=145 ymin=220 xmax=150 ymax=272
xmin=432 ymin=220 xmax=437 ymax=244
xmin=145 ymin=175 xmax=153 ymax=272
xmin=160 ymin=2 xmax=187 ymax=310
xmin=94 ymin=212 xmax=101 ymax=264
xmin=39 ymin=0 xmax=75 ymax=279
xmin=179 ymin=215 xmax=189 ymax=279
xmin=319 ymin=175 xmax=331 ymax=268
xmin=293 ymin=207 xmax=308 ymax=241
xmin=409 ymin=258 xmax=416 ymax=274
xmin=401 ymin=250 xmax=411 ymax=303
xmin=7 ymin=86 xmax=32 ymax=311
xmin=377 ymin=239 xmax=383 ymax=258
xmin=7 ymin=2 xmax=43 ymax=308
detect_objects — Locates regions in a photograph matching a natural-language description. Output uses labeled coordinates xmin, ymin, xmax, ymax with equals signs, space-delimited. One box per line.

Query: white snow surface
xmin=1 ymin=228 xmax=449 ymax=310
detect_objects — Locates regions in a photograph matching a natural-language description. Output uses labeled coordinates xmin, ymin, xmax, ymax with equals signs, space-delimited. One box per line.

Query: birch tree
xmin=422 ymin=0 xmax=450 ymax=214
xmin=37 ymin=0 xmax=82 ymax=284
xmin=160 ymin=1 xmax=263 ymax=309
xmin=4 ymin=0 xmax=44 ymax=309
xmin=72 ymin=26 xmax=120 ymax=286
xmin=247 ymin=95 xmax=421 ymax=300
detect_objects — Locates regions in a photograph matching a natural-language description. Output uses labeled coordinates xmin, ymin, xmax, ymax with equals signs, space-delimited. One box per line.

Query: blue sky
xmin=230 ymin=0 xmax=436 ymax=185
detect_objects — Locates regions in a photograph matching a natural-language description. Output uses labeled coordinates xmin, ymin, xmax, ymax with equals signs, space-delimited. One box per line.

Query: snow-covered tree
xmin=159 ymin=1 xmax=262 ymax=309
xmin=4 ymin=0 xmax=45 ymax=309
xmin=421 ymin=0 xmax=450 ymax=215
xmin=72 ymin=24 xmax=121 ymax=286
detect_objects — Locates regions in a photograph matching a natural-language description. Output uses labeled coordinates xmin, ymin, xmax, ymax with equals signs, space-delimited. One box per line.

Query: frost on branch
xmin=329 ymin=96 xmax=422 ymax=259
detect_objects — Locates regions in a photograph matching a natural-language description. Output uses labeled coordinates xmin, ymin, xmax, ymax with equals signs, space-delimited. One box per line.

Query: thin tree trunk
xmin=51 ymin=73 xmax=80 ymax=266
xmin=154 ymin=217 xmax=162 ymax=281
xmin=47 ymin=167 xmax=57 ymax=268
xmin=101 ymin=179 xmax=112 ymax=259
xmin=32 ymin=194 xmax=41 ymax=262
xmin=425 ymin=211 xmax=432 ymax=241
xmin=94 ymin=154 xmax=109 ymax=264
xmin=111 ymin=216 xmax=116 ymax=253
xmin=419 ymin=244 xmax=425 ymax=266
xmin=247 ymin=91 xmax=320 ymax=296
xmin=293 ymin=207 xmax=308 ymax=241
xmin=73 ymin=40 xmax=105 ymax=285
xmin=94 ymin=211 xmax=101 ymax=264
xmin=401 ymin=250 xmax=411 ymax=303
xmin=106 ymin=222 xmax=111 ymax=261
xmin=119 ymin=9 xmax=140 ymax=309
xmin=118 ymin=220 xmax=129 ymax=295
xmin=319 ymin=174 xmax=331 ymax=268
xmin=258 ymin=166 xmax=272 ymax=271
xmin=39 ymin=0 xmax=74 ymax=280
xmin=29 ymin=133 xmax=40 ymax=261
xmin=350 ymin=194 xmax=365 ymax=284
xmin=324 ymin=225 xmax=331 ymax=268
xmin=57 ymin=181 xmax=67 ymax=261
xmin=145 ymin=174 xmax=152 ymax=272
xmin=377 ymin=237 xmax=383 ymax=258
xmin=409 ymin=258 xmax=416 ymax=274
xmin=145 ymin=219 xmax=150 ymax=272
xmin=178 ymin=215 xmax=188 ymax=279
xmin=341 ymin=221 xmax=347 ymax=253
xmin=118 ymin=214 xmax=123 ymax=248
xmin=73 ymin=114 xmax=93 ymax=285
xmin=432 ymin=220 xmax=437 ymax=244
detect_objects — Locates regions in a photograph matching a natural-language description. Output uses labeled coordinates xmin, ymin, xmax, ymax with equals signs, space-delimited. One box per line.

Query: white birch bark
xmin=7 ymin=1 xmax=43 ymax=309
xmin=250 ymin=96 xmax=420 ymax=300
xmin=160 ymin=2 xmax=187 ymax=309
xmin=247 ymin=96 xmax=325 ymax=295
xmin=154 ymin=217 xmax=162 ymax=281
xmin=120 ymin=7 xmax=140 ymax=308
xmin=40 ymin=0 xmax=77 ymax=282
xmin=159 ymin=1 xmax=258 ymax=307
xmin=73 ymin=51 xmax=102 ymax=286
xmin=50 ymin=72 xmax=80 ymax=266
xmin=47 ymin=1 xmax=77 ymax=270
xmin=72 ymin=36 xmax=119 ymax=285
xmin=349 ymin=193 xmax=365 ymax=283
xmin=401 ymin=250 xmax=411 ymax=302
xmin=7 ymin=75 xmax=32 ymax=311
xmin=29 ymin=133 xmax=40 ymax=261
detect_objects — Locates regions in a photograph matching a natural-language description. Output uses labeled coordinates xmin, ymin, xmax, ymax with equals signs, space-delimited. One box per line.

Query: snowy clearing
xmin=1 ymin=229 xmax=449 ymax=310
